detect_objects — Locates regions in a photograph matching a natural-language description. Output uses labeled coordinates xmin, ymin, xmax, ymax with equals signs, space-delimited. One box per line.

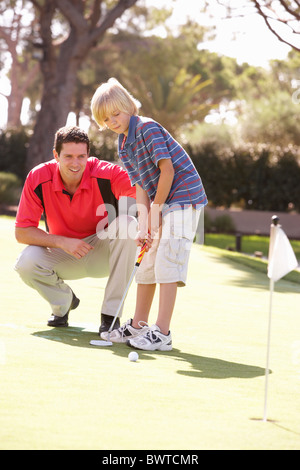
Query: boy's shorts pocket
xmin=163 ymin=237 xmax=191 ymax=266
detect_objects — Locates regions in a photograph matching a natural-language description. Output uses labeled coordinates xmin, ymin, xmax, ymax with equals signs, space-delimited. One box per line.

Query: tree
xmin=126 ymin=68 xmax=212 ymax=137
xmin=97 ymin=28 xmax=214 ymax=137
xmin=0 ymin=0 xmax=40 ymax=127
xmin=84 ymin=27 xmax=232 ymax=139
xmin=212 ymin=0 xmax=300 ymax=52
xmin=251 ymin=0 xmax=300 ymax=52
xmin=24 ymin=0 xmax=138 ymax=171
xmin=238 ymin=89 xmax=300 ymax=146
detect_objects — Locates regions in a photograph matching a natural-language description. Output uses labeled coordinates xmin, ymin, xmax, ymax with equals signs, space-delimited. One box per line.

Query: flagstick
xmin=263 ymin=214 xmax=297 ymax=422
xmin=263 ymin=277 xmax=274 ymax=422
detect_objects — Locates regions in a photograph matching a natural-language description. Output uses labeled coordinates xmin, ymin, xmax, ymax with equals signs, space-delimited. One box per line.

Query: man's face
xmin=53 ymin=142 xmax=89 ymax=190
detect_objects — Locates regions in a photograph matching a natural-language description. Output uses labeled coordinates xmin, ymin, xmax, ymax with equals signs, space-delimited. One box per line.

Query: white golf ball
xmin=128 ymin=351 xmax=139 ymax=362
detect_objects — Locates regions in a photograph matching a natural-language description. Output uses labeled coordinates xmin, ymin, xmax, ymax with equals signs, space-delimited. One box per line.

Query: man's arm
xmin=15 ymin=226 xmax=93 ymax=259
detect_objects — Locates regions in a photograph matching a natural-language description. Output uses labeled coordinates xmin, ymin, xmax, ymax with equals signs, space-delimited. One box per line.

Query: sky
xmin=0 ymin=0 xmax=292 ymax=129
xmin=148 ymin=0 xmax=291 ymax=66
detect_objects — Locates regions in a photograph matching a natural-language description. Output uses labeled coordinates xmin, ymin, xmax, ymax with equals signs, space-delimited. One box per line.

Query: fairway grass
xmin=0 ymin=217 xmax=299 ymax=450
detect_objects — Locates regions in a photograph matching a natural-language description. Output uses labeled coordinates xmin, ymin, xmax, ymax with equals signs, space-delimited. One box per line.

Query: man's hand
xmin=60 ymin=238 xmax=94 ymax=259
xmin=15 ymin=226 xmax=93 ymax=259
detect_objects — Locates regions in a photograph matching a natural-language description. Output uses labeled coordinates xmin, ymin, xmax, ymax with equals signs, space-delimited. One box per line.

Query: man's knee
xmin=14 ymin=246 xmax=44 ymax=280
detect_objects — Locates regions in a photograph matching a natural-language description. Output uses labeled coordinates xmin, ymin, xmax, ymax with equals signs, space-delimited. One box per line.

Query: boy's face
xmin=104 ymin=110 xmax=131 ymax=136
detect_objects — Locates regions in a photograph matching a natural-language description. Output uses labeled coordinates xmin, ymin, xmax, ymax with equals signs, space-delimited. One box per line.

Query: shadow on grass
xmin=33 ymin=325 xmax=266 ymax=380
xmin=204 ymin=250 xmax=300 ymax=293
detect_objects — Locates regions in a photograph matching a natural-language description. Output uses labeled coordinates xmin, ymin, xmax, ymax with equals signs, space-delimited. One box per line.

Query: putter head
xmin=90 ymin=328 xmax=114 ymax=347
xmin=90 ymin=339 xmax=113 ymax=347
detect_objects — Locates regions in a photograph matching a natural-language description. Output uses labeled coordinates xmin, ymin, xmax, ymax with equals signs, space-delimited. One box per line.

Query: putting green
xmin=0 ymin=217 xmax=299 ymax=450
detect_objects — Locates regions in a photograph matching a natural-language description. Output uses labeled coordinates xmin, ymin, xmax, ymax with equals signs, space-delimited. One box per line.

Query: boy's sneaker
xmin=100 ymin=318 xmax=147 ymax=343
xmin=127 ymin=324 xmax=172 ymax=351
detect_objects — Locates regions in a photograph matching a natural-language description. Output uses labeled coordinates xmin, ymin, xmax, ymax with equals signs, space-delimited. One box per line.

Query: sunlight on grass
xmin=1 ymin=216 xmax=300 ymax=450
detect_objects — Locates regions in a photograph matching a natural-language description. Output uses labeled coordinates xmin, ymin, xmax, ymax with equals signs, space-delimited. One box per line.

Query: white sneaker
xmin=127 ymin=324 xmax=172 ymax=351
xmin=100 ymin=319 xmax=146 ymax=343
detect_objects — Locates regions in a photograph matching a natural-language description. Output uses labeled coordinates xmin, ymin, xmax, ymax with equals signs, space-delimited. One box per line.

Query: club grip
xmin=135 ymin=241 xmax=147 ymax=266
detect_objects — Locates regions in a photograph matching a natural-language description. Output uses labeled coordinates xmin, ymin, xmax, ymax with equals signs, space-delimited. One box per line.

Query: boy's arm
xmin=152 ymin=158 xmax=174 ymax=205
xmin=135 ymin=159 xmax=174 ymax=243
xmin=150 ymin=158 xmax=174 ymax=235
xmin=135 ymin=184 xmax=151 ymax=247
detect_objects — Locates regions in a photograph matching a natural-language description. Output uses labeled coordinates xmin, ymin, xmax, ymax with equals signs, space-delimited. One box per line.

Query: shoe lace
xmin=140 ymin=325 xmax=160 ymax=344
xmin=117 ymin=319 xmax=149 ymax=340
xmin=137 ymin=321 xmax=149 ymax=330
xmin=117 ymin=319 xmax=132 ymax=339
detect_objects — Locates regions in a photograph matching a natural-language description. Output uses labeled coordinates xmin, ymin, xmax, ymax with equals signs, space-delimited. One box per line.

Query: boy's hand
xmin=135 ymin=230 xmax=152 ymax=251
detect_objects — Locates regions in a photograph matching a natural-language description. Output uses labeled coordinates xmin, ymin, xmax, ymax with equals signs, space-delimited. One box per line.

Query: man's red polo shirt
xmin=15 ymin=157 xmax=136 ymax=239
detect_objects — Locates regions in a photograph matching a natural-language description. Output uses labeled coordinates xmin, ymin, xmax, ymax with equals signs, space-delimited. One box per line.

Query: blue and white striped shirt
xmin=118 ymin=115 xmax=207 ymax=213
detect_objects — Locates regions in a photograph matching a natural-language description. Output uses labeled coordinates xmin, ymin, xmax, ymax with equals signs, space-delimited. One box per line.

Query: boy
xmin=91 ymin=78 xmax=207 ymax=350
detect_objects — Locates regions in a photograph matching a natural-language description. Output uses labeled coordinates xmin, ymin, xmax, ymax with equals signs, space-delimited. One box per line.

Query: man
xmin=14 ymin=126 xmax=137 ymax=335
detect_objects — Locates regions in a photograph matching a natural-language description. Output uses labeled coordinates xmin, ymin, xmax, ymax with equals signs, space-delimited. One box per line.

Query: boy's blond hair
xmin=91 ymin=78 xmax=140 ymax=130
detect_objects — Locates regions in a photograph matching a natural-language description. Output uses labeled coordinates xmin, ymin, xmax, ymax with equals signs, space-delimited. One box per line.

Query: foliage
xmin=188 ymin=141 xmax=300 ymax=212
xmin=0 ymin=171 xmax=22 ymax=204
xmin=1 ymin=126 xmax=299 ymax=214
xmin=123 ymin=68 xmax=213 ymax=137
xmin=0 ymin=128 xmax=29 ymax=180
xmin=89 ymin=128 xmax=118 ymax=162
xmin=212 ymin=214 xmax=236 ymax=234
xmin=1 ymin=1 xmax=300 ymax=215
xmin=204 ymin=211 xmax=236 ymax=234
xmin=0 ymin=0 xmax=40 ymax=127
xmin=238 ymin=90 xmax=300 ymax=146
xmin=87 ymin=31 xmax=224 ymax=138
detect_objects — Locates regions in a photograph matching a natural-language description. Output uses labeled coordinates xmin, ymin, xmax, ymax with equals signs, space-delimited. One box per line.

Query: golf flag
xmin=263 ymin=217 xmax=298 ymax=422
xmin=267 ymin=224 xmax=298 ymax=282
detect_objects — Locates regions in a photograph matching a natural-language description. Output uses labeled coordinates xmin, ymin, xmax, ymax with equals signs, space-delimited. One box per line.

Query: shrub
xmin=0 ymin=172 xmax=22 ymax=205
xmin=204 ymin=211 xmax=213 ymax=232
xmin=213 ymin=214 xmax=236 ymax=234
xmin=0 ymin=128 xmax=29 ymax=180
xmin=187 ymin=141 xmax=300 ymax=212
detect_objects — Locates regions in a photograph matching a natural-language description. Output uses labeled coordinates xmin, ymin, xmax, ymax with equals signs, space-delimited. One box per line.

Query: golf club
xmin=90 ymin=239 xmax=148 ymax=347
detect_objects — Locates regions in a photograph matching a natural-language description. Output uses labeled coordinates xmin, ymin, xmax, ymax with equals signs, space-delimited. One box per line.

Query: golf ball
xmin=128 ymin=351 xmax=139 ymax=362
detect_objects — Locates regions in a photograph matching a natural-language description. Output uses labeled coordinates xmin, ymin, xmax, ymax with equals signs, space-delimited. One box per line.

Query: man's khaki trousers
xmin=14 ymin=215 xmax=138 ymax=319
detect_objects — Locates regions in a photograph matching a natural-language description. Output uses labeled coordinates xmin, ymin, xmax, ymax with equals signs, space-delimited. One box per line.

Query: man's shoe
xmin=47 ymin=292 xmax=80 ymax=327
xmin=99 ymin=313 xmax=120 ymax=335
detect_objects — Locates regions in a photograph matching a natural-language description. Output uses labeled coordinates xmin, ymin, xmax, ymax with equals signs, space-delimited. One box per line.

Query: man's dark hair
xmin=54 ymin=126 xmax=90 ymax=155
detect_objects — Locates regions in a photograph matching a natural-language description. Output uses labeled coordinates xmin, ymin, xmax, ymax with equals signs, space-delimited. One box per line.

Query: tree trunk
xmin=25 ymin=0 xmax=138 ymax=173
xmin=26 ymin=40 xmax=81 ymax=171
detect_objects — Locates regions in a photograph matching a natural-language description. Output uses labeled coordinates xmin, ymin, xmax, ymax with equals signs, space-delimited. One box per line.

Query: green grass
xmin=205 ymin=233 xmax=300 ymax=259
xmin=1 ymin=216 xmax=300 ymax=450
xmin=204 ymin=234 xmax=300 ymax=284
